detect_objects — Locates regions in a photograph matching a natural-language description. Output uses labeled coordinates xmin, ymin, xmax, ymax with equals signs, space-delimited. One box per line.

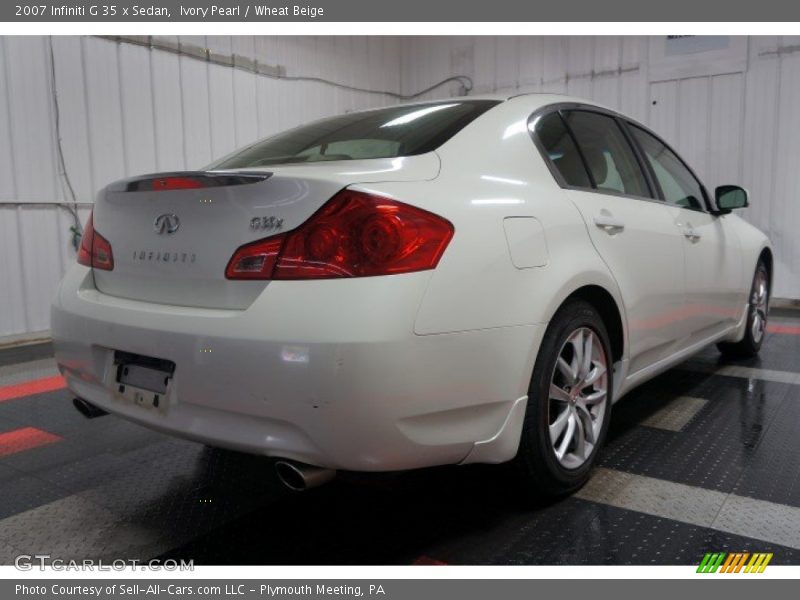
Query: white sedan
xmin=51 ymin=94 xmax=772 ymax=494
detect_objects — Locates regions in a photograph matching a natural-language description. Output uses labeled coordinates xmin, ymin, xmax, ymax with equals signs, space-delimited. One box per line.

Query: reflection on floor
xmin=1 ymin=315 xmax=800 ymax=565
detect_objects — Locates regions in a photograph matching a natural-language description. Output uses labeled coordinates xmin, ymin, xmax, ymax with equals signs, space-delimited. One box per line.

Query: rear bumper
xmin=51 ymin=265 xmax=543 ymax=471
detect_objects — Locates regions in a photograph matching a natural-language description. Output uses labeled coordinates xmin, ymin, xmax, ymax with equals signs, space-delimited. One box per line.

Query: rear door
xmin=532 ymin=109 xmax=687 ymax=374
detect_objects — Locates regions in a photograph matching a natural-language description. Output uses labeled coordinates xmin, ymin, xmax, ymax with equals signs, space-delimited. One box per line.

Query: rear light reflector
xmin=225 ymin=190 xmax=454 ymax=280
xmin=77 ymin=212 xmax=114 ymax=271
xmin=225 ymin=235 xmax=285 ymax=280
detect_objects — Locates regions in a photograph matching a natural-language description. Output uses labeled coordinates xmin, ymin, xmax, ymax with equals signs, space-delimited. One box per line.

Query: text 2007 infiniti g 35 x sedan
xmin=52 ymin=94 xmax=772 ymax=494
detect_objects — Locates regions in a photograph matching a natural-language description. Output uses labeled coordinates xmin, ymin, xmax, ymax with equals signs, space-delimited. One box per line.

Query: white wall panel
xmin=467 ymin=39 xmax=489 ymax=94
xmin=540 ymin=38 xmax=568 ymax=94
xmin=0 ymin=39 xmax=27 ymax=338
xmin=772 ymin=49 xmax=800 ymax=299
xmin=619 ymin=37 xmax=648 ymax=123
xmin=207 ymin=60 xmax=237 ymax=159
xmin=677 ymin=77 xmax=711 ymax=180
xmin=254 ymin=67 xmax=280 ymax=140
xmin=50 ymin=37 xmax=93 ymax=203
xmin=3 ymin=38 xmax=65 ymax=333
xmin=83 ymin=37 xmax=129 ymax=186
xmin=648 ymin=80 xmax=678 ymax=144
xmin=740 ymin=37 xmax=780 ymax=265
xmin=118 ymin=41 xmax=158 ymax=177
xmin=0 ymin=39 xmax=17 ymax=202
xmin=0 ymin=207 xmax=26 ymax=336
xmin=150 ymin=42 xmax=186 ymax=170
xmin=179 ymin=52 xmax=213 ymax=168
xmin=517 ymin=37 xmax=543 ymax=92
xmin=232 ymin=37 xmax=259 ymax=149
xmin=495 ymin=37 xmax=518 ymax=92
xmin=708 ymin=73 xmax=744 ymax=190
xmin=565 ymin=37 xmax=594 ymax=100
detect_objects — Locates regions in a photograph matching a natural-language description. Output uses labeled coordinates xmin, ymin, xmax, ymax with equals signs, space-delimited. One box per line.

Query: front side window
xmin=562 ymin=110 xmax=652 ymax=198
xmin=629 ymin=125 xmax=706 ymax=211
xmin=207 ymin=100 xmax=500 ymax=169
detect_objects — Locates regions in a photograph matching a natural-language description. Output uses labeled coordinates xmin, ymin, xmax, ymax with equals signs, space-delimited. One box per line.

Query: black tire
xmin=717 ymin=260 xmax=770 ymax=359
xmin=514 ymin=299 xmax=613 ymax=496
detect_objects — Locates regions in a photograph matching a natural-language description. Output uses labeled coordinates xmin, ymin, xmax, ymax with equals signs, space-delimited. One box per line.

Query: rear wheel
xmin=718 ymin=260 xmax=769 ymax=358
xmin=514 ymin=300 xmax=613 ymax=496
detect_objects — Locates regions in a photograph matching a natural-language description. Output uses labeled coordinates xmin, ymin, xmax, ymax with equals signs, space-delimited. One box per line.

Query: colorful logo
xmin=697 ymin=552 xmax=773 ymax=573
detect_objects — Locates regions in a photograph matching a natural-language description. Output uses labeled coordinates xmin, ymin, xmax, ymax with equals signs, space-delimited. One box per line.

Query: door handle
xmin=682 ymin=227 xmax=701 ymax=242
xmin=593 ymin=214 xmax=625 ymax=233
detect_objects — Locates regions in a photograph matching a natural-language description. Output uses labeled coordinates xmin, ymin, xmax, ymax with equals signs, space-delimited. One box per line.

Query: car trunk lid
xmin=90 ymin=154 xmax=439 ymax=309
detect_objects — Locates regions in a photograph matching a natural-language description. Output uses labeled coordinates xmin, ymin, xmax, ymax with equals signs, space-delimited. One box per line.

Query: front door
xmin=627 ymin=123 xmax=743 ymax=342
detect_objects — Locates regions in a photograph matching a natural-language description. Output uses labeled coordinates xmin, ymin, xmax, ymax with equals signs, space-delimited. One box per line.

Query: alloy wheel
xmin=751 ymin=267 xmax=769 ymax=344
xmin=548 ymin=327 xmax=608 ymax=469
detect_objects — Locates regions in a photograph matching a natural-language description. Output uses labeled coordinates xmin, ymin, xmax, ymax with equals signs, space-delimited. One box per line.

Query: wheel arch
xmin=561 ymin=285 xmax=626 ymax=365
xmin=759 ymin=246 xmax=774 ymax=293
xmin=463 ymin=278 xmax=628 ymax=467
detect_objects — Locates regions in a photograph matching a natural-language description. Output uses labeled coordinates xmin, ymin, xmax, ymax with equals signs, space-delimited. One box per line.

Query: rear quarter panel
xmin=359 ymin=100 xmax=626 ymax=339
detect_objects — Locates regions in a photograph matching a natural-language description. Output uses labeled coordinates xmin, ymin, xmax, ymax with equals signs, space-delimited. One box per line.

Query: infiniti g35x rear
xmin=52 ymin=95 xmax=772 ymax=495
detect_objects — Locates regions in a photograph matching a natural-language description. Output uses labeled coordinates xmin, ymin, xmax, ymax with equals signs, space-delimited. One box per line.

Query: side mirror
xmin=715 ymin=185 xmax=748 ymax=214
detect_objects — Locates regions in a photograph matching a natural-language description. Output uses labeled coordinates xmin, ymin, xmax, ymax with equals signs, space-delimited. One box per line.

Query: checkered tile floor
xmin=2 ymin=316 xmax=800 ymax=565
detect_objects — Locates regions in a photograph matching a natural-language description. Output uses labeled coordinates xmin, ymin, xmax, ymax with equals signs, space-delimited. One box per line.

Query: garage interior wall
xmin=1 ymin=35 xmax=799 ymax=340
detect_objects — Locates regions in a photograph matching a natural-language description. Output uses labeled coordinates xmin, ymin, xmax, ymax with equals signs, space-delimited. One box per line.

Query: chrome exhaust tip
xmin=274 ymin=460 xmax=336 ymax=492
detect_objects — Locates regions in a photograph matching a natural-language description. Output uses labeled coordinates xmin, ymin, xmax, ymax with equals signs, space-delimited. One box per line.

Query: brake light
xmin=225 ymin=190 xmax=454 ymax=280
xmin=148 ymin=176 xmax=205 ymax=190
xmin=77 ymin=213 xmax=114 ymax=270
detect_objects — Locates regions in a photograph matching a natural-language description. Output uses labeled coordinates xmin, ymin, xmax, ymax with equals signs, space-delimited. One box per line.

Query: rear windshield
xmin=208 ymin=100 xmax=500 ymax=169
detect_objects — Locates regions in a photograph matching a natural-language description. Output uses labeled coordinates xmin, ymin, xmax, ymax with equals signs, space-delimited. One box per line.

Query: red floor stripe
xmin=0 ymin=375 xmax=66 ymax=402
xmin=767 ymin=324 xmax=800 ymax=335
xmin=0 ymin=427 xmax=62 ymax=457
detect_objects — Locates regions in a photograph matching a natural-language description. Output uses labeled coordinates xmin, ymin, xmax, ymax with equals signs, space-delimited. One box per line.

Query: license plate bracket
xmin=113 ymin=351 xmax=176 ymax=412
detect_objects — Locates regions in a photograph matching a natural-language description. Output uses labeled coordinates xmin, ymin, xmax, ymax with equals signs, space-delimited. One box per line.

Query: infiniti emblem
xmin=154 ymin=213 xmax=180 ymax=235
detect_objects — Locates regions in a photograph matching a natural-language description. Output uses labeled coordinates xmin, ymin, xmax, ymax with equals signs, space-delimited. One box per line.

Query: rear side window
xmin=531 ymin=112 xmax=592 ymax=188
xmin=629 ymin=125 xmax=706 ymax=211
xmin=563 ymin=111 xmax=652 ymax=199
xmin=208 ymin=100 xmax=500 ymax=169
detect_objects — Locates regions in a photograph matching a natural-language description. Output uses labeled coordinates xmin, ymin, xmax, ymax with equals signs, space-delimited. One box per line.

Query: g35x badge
xmin=250 ymin=216 xmax=284 ymax=232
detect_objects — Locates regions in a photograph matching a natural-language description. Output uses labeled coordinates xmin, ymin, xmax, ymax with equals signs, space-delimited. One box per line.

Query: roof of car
xmin=473 ymin=92 xmax=610 ymax=108
xmin=397 ymin=92 xmax=611 ymax=112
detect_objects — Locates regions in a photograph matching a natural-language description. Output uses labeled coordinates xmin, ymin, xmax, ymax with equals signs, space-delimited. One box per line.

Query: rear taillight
xmin=225 ymin=190 xmax=454 ymax=280
xmin=77 ymin=213 xmax=114 ymax=271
